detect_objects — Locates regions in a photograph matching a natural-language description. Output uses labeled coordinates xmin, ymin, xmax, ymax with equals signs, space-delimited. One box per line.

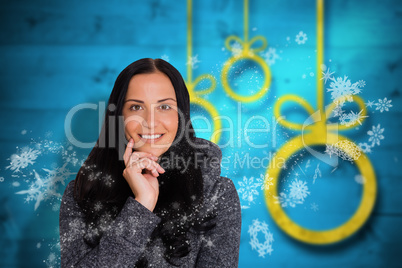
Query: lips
xmin=139 ymin=134 xmax=163 ymax=139
xmin=138 ymin=133 xmax=164 ymax=143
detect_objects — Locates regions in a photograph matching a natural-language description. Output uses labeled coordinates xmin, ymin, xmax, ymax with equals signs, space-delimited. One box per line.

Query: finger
xmin=143 ymin=158 xmax=165 ymax=174
xmin=130 ymin=152 xmax=158 ymax=162
xmin=123 ymin=138 xmax=134 ymax=166
xmin=135 ymin=158 xmax=161 ymax=177
xmin=151 ymin=168 xmax=159 ymax=177
xmin=128 ymin=153 xmax=157 ymax=169
xmin=129 ymin=153 xmax=163 ymax=173
xmin=155 ymin=162 xmax=165 ymax=173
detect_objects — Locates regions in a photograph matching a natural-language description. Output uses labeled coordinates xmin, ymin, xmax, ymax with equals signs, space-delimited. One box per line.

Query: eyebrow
xmin=125 ymin=98 xmax=177 ymax=103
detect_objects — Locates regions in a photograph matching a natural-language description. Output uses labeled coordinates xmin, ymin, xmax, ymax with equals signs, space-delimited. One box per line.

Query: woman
xmin=59 ymin=58 xmax=241 ymax=267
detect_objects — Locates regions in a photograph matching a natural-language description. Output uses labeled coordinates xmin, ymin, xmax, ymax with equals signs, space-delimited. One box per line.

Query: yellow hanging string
xmin=187 ymin=0 xmax=192 ymax=84
xmin=185 ymin=0 xmax=221 ymax=143
xmin=221 ymin=0 xmax=271 ymax=102
xmin=264 ymin=0 xmax=377 ymax=244
xmin=244 ymin=0 xmax=249 ymax=43
xmin=317 ymin=0 xmax=324 ymax=118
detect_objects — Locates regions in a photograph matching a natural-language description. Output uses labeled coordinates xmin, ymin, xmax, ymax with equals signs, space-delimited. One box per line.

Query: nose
xmin=141 ymin=108 xmax=159 ymax=130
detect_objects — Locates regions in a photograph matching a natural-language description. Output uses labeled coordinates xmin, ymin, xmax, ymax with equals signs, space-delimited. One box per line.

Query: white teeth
xmin=141 ymin=134 xmax=162 ymax=139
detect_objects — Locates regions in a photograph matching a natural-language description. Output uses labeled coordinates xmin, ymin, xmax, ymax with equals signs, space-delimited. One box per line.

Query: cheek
xmin=124 ymin=120 xmax=142 ymax=135
xmin=163 ymin=113 xmax=179 ymax=135
xmin=123 ymin=112 xmax=146 ymax=133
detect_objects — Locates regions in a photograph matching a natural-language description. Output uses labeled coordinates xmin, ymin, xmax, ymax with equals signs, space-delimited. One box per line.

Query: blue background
xmin=0 ymin=0 xmax=401 ymax=267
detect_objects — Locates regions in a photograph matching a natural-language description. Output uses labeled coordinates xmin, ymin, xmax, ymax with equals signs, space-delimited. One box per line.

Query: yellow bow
xmin=221 ymin=0 xmax=271 ymax=102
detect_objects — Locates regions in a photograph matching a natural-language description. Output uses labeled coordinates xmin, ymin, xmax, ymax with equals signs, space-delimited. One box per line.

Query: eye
xmin=159 ymin=104 xmax=172 ymax=110
xmin=130 ymin=104 xmax=143 ymax=111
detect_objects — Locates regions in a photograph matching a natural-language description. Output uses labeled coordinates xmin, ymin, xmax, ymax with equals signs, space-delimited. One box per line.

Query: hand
xmin=122 ymin=138 xmax=165 ymax=211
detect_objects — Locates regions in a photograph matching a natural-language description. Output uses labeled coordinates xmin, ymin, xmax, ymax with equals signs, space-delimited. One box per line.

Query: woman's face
xmin=122 ymin=71 xmax=178 ymax=157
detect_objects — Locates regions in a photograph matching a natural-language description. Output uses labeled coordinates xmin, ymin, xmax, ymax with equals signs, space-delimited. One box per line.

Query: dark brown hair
xmin=73 ymin=58 xmax=215 ymax=267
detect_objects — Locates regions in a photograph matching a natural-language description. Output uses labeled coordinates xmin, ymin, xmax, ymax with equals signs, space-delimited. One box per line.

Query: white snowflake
xmin=375 ymin=97 xmax=392 ymax=113
xmin=295 ymin=31 xmax=307 ymax=44
xmin=256 ymin=173 xmax=274 ymax=191
xmin=325 ymin=144 xmax=338 ymax=158
xmin=339 ymin=110 xmax=368 ymax=126
xmin=186 ymin=54 xmax=200 ymax=69
xmin=44 ymin=252 xmax=58 ymax=268
xmin=104 ymin=174 xmax=114 ymax=187
xmin=16 ymin=170 xmax=49 ymax=210
xmin=327 ymin=76 xmax=360 ymax=105
xmin=205 ymin=238 xmax=214 ymax=248
xmin=15 ymin=163 xmax=74 ymax=210
xmin=171 ymin=201 xmax=181 ymax=210
xmin=353 ymin=86 xmax=363 ymax=94
xmin=313 ymin=164 xmax=321 ymax=184
xmin=112 ymin=221 xmax=124 ymax=236
xmin=6 ymin=147 xmax=41 ymax=173
xmin=248 ymin=219 xmax=274 ymax=258
xmin=305 ymin=159 xmax=311 ymax=170
xmin=310 ymin=202 xmax=319 ymax=212
xmin=161 ymin=54 xmax=170 ymax=62
xmin=332 ymin=104 xmax=344 ymax=117
xmin=52 ymin=202 xmax=60 ymax=212
xmin=365 ymin=100 xmax=375 ymax=108
xmin=274 ymin=192 xmax=301 ymax=208
xmin=358 ymin=142 xmax=372 ymax=153
xmin=326 ymin=140 xmax=361 ymax=162
xmin=201 ymin=236 xmax=215 ymax=248
xmin=354 ymin=174 xmax=366 ymax=184
xmin=43 ymin=162 xmax=75 ymax=187
xmin=237 ymin=176 xmax=260 ymax=205
xmin=261 ymin=47 xmax=280 ymax=65
xmin=368 ymin=124 xmax=385 ymax=147
xmin=62 ymin=149 xmax=79 ymax=166
xmin=321 ymin=68 xmax=334 ymax=84
xmin=357 ymin=80 xmax=366 ymax=88
xmin=68 ymin=218 xmax=85 ymax=237
xmin=210 ymin=192 xmax=219 ymax=204
xmin=181 ymin=214 xmax=189 ymax=223
xmin=99 ymin=212 xmax=113 ymax=232
xmin=88 ymin=171 xmax=102 ymax=181
xmin=231 ymin=42 xmax=243 ymax=57
xmin=94 ymin=201 xmax=103 ymax=211
xmin=289 ymin=179 xmax=310 ymax=201
xmin=42 ymin=139 xmax=64 ymax=154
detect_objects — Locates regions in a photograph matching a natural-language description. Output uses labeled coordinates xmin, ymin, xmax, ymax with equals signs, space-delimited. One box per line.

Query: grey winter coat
xmin=59 ymin=138 xmax=241 ymax=267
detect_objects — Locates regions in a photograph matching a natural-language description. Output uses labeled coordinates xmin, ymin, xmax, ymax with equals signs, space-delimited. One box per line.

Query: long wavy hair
xmin=73 ymin=58 xmax=215 ymax=267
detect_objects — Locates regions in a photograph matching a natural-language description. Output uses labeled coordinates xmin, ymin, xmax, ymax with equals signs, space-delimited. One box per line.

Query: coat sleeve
xmin=59 ymin=180 xmax=161 ymax=268
xmin=195 ymin=177 xmax=242 ymax=268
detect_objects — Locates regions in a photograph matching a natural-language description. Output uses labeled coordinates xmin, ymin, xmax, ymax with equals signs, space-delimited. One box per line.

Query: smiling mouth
xmin=139 ymin=134 xmax=164 ymax=140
